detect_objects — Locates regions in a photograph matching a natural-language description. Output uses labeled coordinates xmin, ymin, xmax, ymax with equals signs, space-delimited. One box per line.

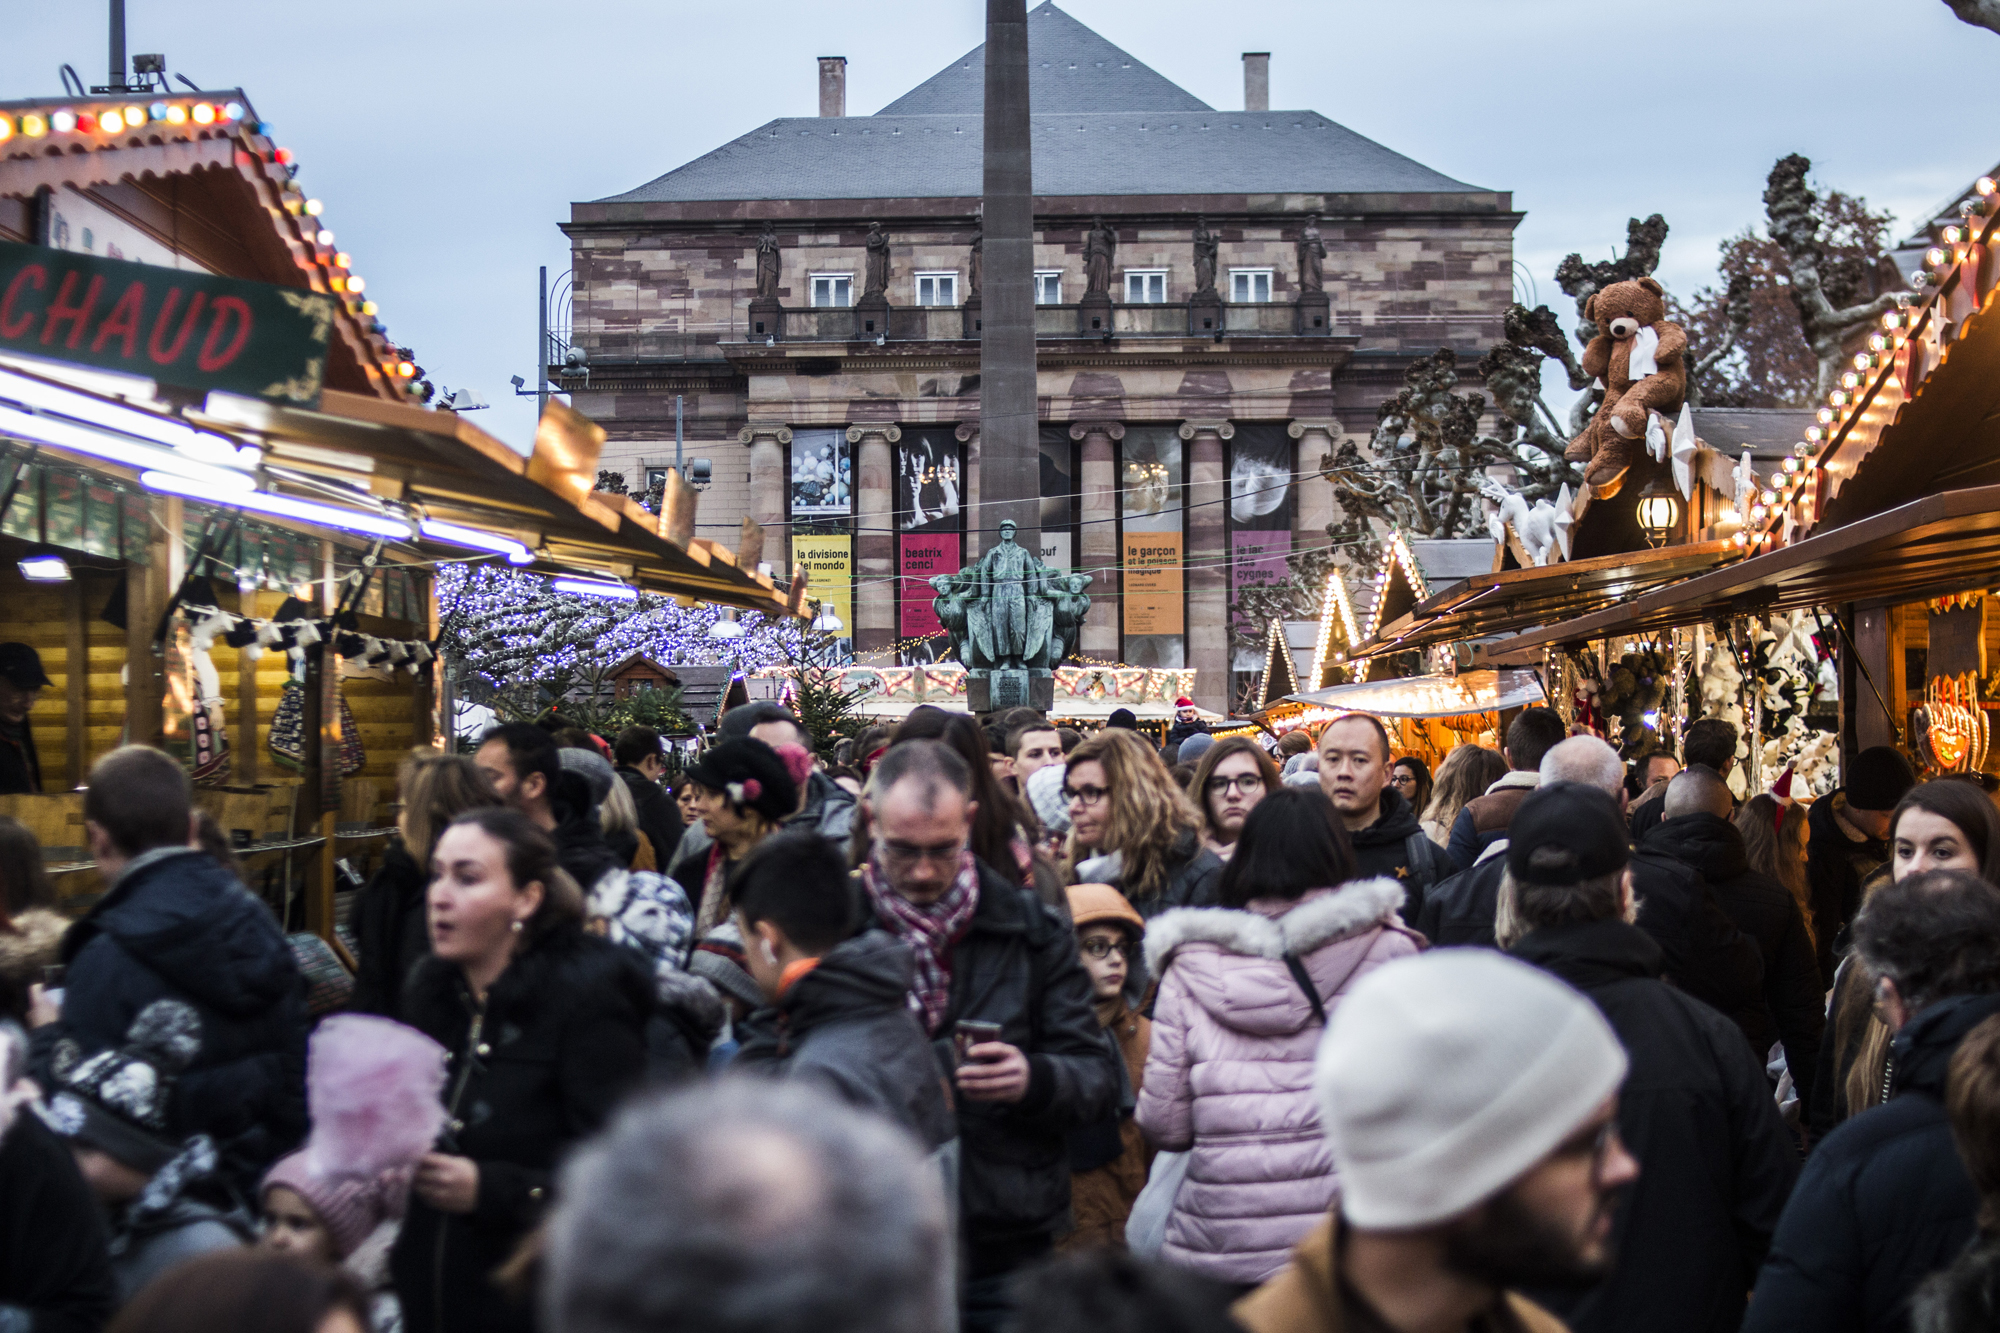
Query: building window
xmin=644 ymin=466 xmax=671 ymax=491
xmin=1125 ymin=270 xmax=1168 ymax=304
xmin=810 ymin=274 xmax=853 ymax=308
xmin=1035 ymin=271 xmax=1063 ymax=304
xmin=1230 ymin=269 xmax=1274 ymax=303
xmin=915 ymin=272 xmax=957 ymax=306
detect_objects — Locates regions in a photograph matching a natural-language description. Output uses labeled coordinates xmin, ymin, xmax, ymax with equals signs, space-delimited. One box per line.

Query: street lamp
xmin=1636 ymin=478 xmax=1681 ymax=549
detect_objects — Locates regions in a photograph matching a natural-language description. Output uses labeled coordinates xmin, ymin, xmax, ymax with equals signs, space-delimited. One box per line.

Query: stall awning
xmin=1501 ymin=485 xmax=2000 ymax=651
xmin=1354 ymin=541 xmax=1740 ymax=658
xmin=1288 ymin=668 xmax=1545 ymax=719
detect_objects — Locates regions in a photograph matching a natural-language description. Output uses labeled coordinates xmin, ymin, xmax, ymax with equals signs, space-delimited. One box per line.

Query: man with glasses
xmin=1498 ymin=783 xmax=1796 ymax=1333
xmin=856 ymin=739 xmax=1118 ymax=1333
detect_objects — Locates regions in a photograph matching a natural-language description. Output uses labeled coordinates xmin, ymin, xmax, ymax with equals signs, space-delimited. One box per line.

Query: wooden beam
xmin=236 ymin=584 xmax=258 ymax=784
xmin=63 ymin=579 xmax=84 ymax=788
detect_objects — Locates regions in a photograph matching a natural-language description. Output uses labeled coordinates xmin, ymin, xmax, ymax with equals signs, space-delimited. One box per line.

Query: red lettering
xmin=40 ymin=271 xmax=103 ymax=349
xmin=195 ymin=296 xmax=252 ymax=372
xmin=0 ymin=264 xmax=47 ymax=339
xmin=147 ymin=289 xmax=206 ymax=365
xmin=90 ymin=281 xmax=147 ymax=358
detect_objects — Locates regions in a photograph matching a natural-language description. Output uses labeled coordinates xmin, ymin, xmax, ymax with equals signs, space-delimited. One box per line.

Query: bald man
xmin=1641 ymin=765 xmax=1824 ymax=1107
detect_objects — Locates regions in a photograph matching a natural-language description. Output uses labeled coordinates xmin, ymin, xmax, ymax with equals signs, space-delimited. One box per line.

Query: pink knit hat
xmin=262 ymin=1152 xmax=404 ymax=1259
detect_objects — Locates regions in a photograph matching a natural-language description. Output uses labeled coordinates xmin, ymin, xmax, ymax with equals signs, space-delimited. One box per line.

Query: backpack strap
xmin=1283 ymin=953 xmax=1329 ymax=1027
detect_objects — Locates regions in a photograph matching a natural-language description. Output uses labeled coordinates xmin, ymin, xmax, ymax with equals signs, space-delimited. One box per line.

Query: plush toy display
xmin=1566 ymin=277 xmax=1688 ymax=497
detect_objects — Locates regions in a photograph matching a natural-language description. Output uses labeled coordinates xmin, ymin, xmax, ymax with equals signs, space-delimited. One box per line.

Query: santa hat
xmin=1174 ymin=696 xmax=1194 ymax=708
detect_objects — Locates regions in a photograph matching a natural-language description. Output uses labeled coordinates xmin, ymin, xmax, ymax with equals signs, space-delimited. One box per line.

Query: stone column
xmin=849 ymin=423 xmax=901 ymax=654
xmin=1288 ymin=419 xmax=1341 ymax=554
xmin=1071 ymin=421 xmax=1124 ymax=660
xmin=1180 ymin=419 xmax=1233 ymax=715
xmin=738 ymin=423 xmax=792 ymax=532
xmin=955 ymin=421 xmax=983 ymax=558
xmin=977 ymin=0 xmax=1039 ymax=559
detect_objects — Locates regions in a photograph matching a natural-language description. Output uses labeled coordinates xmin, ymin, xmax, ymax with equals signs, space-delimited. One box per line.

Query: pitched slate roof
xmin=595 ymin=3 xmax=1485 ymax=205
xmin=879 ymin=2 xmax=1211 ymax=115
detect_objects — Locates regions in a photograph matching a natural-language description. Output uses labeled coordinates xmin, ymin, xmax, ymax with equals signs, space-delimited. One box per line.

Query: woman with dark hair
xmin=108 ymin=1250 xmax=371 ymax=1333
xmin=1815 ymin=779 xmax=2000 ymax=1138
xmin=669 ymin=738 xmax=798 ymax=936
xmin=1187 ymin=736 xmax=1282 ymax=863
xmin=1134 ymin=790 xmax=1422 ymax=1289
xmin=886 ymin=706 xmax=1054 ymax=897
xmin=0 ymin=816 xmax=66 ymax=1025
xmin=391 ymin=808 xmax=652 ymax=1333
xmin=1389 ymin=756 xmax=1432 ymax=835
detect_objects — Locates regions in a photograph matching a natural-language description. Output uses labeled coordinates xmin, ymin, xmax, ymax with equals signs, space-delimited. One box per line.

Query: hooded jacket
xmin=0 ymin=1113 xmax=116 ymax=1333
xmin=1641 ymin=812 xmax=1825 ymax=1103
xmin=1510 ymin=919 xmax=1798 ymax=1333
xmin=734 ymin=930 xmax=956 ymax=1149
xmin=347 ymin=840 xmax=430 ymax=1022
xmin=1342 ymin=789 xmax=1451 ymax=923
xmin=1073 ymin=827 xmax=1224 ymax=924
xmin=857 ymin=859 xmax=1118 ymax=1272
xmin=614 ymin=764 xmax=685 ymax=870
xmin=28 ymin=848 xmax=306 ymax=1192
xmin=391 ymin=924 xmax=652 ymax=1333
xmin=1136 ymin=878 xmax=1421 ymax=1286
xmin=550 ymin=771 xmax=622 ymax=896
xmin=1445 ymin=770 xmax=1541 ymax=873
xmin=1743 ymin=991 xmax=2000 ymax=1333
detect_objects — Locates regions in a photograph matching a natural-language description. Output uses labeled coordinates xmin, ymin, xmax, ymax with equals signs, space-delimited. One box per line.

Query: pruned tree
xmin=594 ymin=469 xmax=629 ymax=496
xmin=1946 ymin=0 xmax=2000 ymax=34
xmin=1545 ymin=215 xmax=1670 ymax=432
xmin=1762 ymin=154 xmax=1905 ymax=399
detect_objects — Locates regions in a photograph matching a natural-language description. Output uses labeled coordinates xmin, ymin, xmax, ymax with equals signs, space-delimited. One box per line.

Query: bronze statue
xmin=1192 ymin=216 xmax=1219 ymax=297
xmin=1297 ymin=214 xmax=1326 ymax=294
xmin=864 ymin=222 xmax=891 ymax=297
xmin=1084 ymin=217 xmax=1116 ymax=296
xmin=754 ymin=222 xmax=781 ymax=298
xmin=932 ymin=532 xmax=1091 ymax=677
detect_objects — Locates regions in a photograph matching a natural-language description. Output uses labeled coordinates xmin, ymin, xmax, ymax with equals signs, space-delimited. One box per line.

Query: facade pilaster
xmin=1287 ymin=419 xmax=1342 ymax=553
xmin=955 ymin=421 xmax=983 ymax=559
xmin=848 ymin=423 xmax=901 ymax=653
xmin=1070 ymin=421 xmax=1124 ymax=660
xmin=1180 ymin=419 xmax=1233 ymax=715
xmin=738 ymin=423 xmax=793 ymax=532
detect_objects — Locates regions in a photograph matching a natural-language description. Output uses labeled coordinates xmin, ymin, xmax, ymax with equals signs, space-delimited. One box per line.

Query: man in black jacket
xmin=612 ymin=725 xmax=685 ymax=865
xmin=855 ymin=740 xmax=1116 ymax=1333
xmin=1316 ymin=714 xmax=1450 ymax=922
xmin=1642 ymin=766 xmax=1825 ymax=1102
xmin=1502 ymin=783 xmax=1798 ymax=1333
xmin=1804 ymin=745 xmax=1914 ymax=983
xmin=26 ymin=746 xmax=306 ymax=1194
xmin=1745 ymin=869 xmax=2000 ymax=1333
xmin=731 ymin=830 xmax=956 ymax=1152
xmin=477 ymin=722 xmax=620 ymax=893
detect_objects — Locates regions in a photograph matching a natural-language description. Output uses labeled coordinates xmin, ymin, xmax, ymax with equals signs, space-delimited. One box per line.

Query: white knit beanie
xmin=1313 ymin=950 xmax=1627 ymax=1229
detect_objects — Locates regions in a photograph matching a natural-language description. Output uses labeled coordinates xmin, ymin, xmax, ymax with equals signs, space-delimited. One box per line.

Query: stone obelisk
xmin=977 ymin=0 xmax=1037 ymax=565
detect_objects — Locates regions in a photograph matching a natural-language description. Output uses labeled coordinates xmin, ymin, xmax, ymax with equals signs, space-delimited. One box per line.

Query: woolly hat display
xmin=38 ymin=999 xmax=204 ymax=1173
xmin=1313 ymin=951 xmax=1627 ymax=1229
xmin=1847 ymin=745 xmax=1917 ymax=812
xmin=558 ymin=747 xmax=618 ymax=808
xmin=688 ymin=919 xmax=766 ymax=1010
xmin=1025 ymin=762 xmax=1071 ymax=835
xmin=684 ymin=739 xmax=798 ymax=823
xmin=1176 ymin=733 xmax=1214 ymax=764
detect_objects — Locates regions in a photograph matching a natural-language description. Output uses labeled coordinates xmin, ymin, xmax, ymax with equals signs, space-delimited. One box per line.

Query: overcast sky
xmin=5 ymin=0 xmax=1993 ymax=447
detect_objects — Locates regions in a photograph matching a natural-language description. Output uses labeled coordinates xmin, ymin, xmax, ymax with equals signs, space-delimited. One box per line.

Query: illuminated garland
xmin=1308 ymin=567 xmax=1359 ymax=691
xmin=1359 ymin=530 xmax=1429 ymax=645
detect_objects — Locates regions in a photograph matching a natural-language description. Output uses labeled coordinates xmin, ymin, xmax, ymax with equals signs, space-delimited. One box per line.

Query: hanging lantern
xmin=1636 ymin=477 xmax=1681 ymax=549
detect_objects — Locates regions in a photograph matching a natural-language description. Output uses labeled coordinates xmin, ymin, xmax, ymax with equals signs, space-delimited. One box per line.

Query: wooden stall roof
xmin=1352 ymin=540 xmax=1740 ymax=659
xmin=1501 ymin=485 xmax=2000 ymax=651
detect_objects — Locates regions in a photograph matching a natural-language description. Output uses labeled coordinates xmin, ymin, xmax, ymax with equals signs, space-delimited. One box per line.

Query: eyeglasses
xmin=1205 ymin=773 xmax=1266 ymax=796
xmin=1390 ymin=772 xmax=1418 ymax=787
xmin=877 ymin=838 xmax=966 ymax=869
xmin=1062 ymin=784 xmax=1109 ymax=807
xmin=1555 ymin=1118 xmax=1623 ymax=1177
xmin=1080 ymin=938 xmax=1130 ymax=960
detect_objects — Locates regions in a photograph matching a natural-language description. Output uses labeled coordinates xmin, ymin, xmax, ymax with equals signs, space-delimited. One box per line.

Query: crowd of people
xmin=3 ymin=696 xmax=2000 ymax=1333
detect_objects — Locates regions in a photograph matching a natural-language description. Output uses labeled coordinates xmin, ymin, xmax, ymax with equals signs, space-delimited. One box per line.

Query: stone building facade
xmin=560 ymin=2 xmax=1519 ymax=711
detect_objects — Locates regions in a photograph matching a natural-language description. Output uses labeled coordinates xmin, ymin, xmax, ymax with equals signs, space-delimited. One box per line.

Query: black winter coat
xmin=734 ymin=930 xmax=956 ymax=1149
xmin=1743 ymin=991 xmax=2000 ymax=1333
xmin=348 ymin=840 xmax=430 ymax=1022
xmin=550 ymin=772 xmax=620 ymax=894
xmin=0 ymin=1115 xmax=116 ymax=1333
xmin=1345 ymin=788 xmax=1452 ymax=923
xmin=1512 ymin=920 xmax=1798 ymax=1333
xmin=1641 ymin=813 xmax=1825 ymax=1103
xmin=1078 ymin=828 xmax=1223 ymax=925
xmin=859 ymin=861 xmax=1118 ymax=1269
xmin=614 ymin=765 xmax=684 ymax=870
xmin=1806 ymin=793 xmax=1887 ymax=984
xmin=29 ymin=848 xmax=306 ymax=1193
xmin=390 ymin=926 xmax=653 ymax=1333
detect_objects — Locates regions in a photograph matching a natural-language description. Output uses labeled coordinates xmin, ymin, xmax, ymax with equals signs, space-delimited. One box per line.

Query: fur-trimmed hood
xmin=1142 ymin=878 xmax=1408 ymax=1039
xmin=0 ymin=908 xmax=70 ymax=981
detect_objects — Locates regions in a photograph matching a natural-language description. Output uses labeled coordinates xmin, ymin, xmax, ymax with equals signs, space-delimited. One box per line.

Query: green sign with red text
xmin=0 ymin=241 xmax=334 ymax=406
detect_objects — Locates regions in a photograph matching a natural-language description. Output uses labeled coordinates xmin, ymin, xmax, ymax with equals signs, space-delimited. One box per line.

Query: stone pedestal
xmin=1180 ymin=419 xmax=1232 ymax=715
xmin=968 ymin=669 xmax=1054 ymax=713
xmin=854 ymin=295 xmax=890 ymax=340
xmin=848 ymin=423 xmax=900 ymax=652
xmin=1189 ymin=292 xmax=1223 ymax=336
xmin=747 ymin=296 xmax=783 ymax=341
xmin=1296 ymin=292 xmax=1331 ymax=336
xmin=1077 ymin=291 xmax=1114 ymax=335
xmin=1071 ymin=420 xmax=1124 ymax=659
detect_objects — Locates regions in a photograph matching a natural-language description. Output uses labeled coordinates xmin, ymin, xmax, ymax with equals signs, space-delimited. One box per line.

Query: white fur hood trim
xmin=1143 ymin=877 xmax=1405 ymax=976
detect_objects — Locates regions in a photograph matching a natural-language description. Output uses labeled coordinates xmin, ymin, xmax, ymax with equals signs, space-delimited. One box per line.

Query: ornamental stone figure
xmin=1297 ymin=214 xmax=1327 ymax=294
xmin=1192 ymin=217 xmax=1219 ymax=297
xmin=754 ymin=222 xmax=781 ymax=298
xmin=864 ymin=222 xmax=891 ymax=297
xmin=971 ymin=520 xmax=1041 ymax=669
xmin=968 ymin=222 xmax=983 ymax=298
xmin=933 ymin=530 xmax=1090 ymax=707
xmin=1084 ymin=217 xmax=1117 ymax=296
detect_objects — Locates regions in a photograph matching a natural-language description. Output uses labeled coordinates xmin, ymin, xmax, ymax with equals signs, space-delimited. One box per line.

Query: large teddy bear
xmin=1567 ymin=276 xmax=1687 ymax=497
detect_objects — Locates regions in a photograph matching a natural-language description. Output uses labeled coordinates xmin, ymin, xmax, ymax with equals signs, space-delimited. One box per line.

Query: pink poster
xmin=1231 ymin=529 xmax=1292 ymax=634
xmin=899 ymin=533 xmax=961 ymax=638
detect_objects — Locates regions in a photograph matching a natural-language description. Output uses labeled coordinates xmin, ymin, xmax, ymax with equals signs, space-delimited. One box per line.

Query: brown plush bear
xmin=1566 ymin=277 xmax=1687 ymax=497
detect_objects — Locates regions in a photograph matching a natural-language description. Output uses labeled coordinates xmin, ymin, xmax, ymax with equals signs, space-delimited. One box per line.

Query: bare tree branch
xmin=1765 ymin=154 xmax=1906 ymax=398
xmin=1945 ymin=0 xmax=2000 ymax=34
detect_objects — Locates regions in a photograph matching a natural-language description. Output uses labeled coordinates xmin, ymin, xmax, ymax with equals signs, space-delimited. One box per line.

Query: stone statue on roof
xmin=1298 ymin=214 xmax=1326 ymax=294
xmin=1084 ymin=217 xmax=1117 ymax=296
xmin=1192 ymin=217 xmax=1219 ymax=297
xmin=864 ymin=222 xmax=891 ymax=298
xmin=968 ymin=220 xmax=982 ymax=298
xmin=754 ymin=222 xmax=781 ymax=298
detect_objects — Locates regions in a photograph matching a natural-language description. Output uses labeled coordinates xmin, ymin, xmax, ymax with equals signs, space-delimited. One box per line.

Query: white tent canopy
xmin=1286 ymin=668 xmax=1544 ymax=720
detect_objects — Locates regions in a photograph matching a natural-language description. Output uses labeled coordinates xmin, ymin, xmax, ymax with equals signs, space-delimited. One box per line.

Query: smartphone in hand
xmin=952 ymin=1019 xmax=1004 ymax=1066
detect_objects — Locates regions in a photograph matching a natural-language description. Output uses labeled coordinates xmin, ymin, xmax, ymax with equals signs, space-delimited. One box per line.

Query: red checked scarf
xmin=862 ymin=852 xmax=980 ymax=1035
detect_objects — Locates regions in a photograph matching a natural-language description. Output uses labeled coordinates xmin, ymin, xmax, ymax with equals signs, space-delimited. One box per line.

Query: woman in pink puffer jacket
xmin=1135 ymin=788 xmax=1423 ymax=1286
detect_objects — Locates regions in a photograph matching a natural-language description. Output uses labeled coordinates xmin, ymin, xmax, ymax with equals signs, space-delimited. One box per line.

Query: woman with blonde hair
xmin=350 ymin=750 xmax=500 ymax=1021
xmin=1737 ymin=793 xmax=1816 ymax=949
xmin=1419 ymin=744 xmax=1507 ymax=847
xmin=1064 ymin=728 xmax=1219 ymax=920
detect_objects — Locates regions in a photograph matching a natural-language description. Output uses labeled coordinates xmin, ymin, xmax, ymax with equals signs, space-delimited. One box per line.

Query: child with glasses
xmin=1059 ymin=883 xmax=1154 ymax=1252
